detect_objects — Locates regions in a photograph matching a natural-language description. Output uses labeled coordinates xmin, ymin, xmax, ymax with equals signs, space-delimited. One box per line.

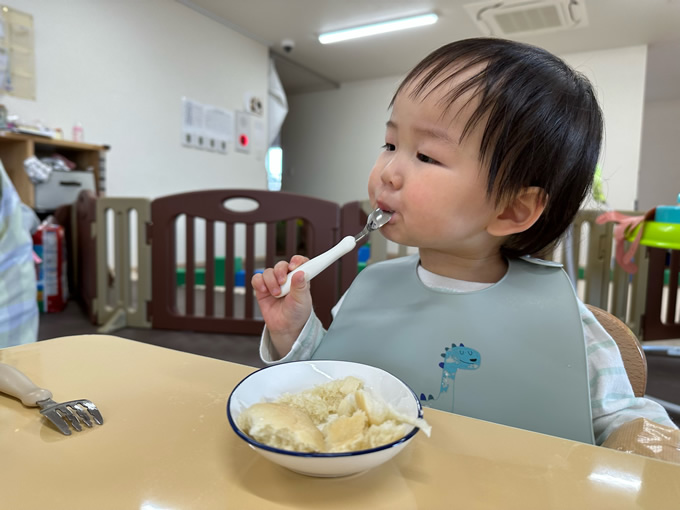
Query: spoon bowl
xmin=356 ymin=208 xmax=392 ymax=242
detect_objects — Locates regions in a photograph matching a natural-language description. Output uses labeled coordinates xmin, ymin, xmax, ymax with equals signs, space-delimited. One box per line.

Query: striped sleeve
xmin=0 ymin=164 xmax=38 ymax=348
xmin=259 ymin=293 xmax=347 ymax=364
xmin=259 ymin=310 xmax=325 ymax=364
xmin=580 ymin=301 xmax=678 ymax=444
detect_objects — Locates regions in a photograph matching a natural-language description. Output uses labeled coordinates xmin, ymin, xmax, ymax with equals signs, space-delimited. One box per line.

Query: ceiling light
xmin=318 ymin=13 xmax=438 ymax=45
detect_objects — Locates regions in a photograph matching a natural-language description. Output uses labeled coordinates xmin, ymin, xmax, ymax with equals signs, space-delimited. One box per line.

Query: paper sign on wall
xmin=204 ymin=106 xmax=233 ymax=154
xmin=181 ymin=97 xmax=234 ymax=154
xmin=0 ymin=6 xmax=35 ymax=99
xmin=182 ymin=98 xmax=203 ymax=149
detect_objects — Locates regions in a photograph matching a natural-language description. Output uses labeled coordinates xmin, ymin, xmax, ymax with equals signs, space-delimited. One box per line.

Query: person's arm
xmin=259 ymin=310 xmax=326 ymax=363
xmin=259 ymin=292 xmax=348 ymax=364
xmin=580 ymin=302 xmax=678 ymax=446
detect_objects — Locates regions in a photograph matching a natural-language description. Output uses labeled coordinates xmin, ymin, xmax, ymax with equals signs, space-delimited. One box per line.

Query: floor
xmin=38 ymin=300 xmax=266 ymax=369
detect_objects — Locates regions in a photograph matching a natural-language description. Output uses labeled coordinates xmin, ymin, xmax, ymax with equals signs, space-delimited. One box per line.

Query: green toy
xmin=592 ymin=164 xmax=606 ymax=205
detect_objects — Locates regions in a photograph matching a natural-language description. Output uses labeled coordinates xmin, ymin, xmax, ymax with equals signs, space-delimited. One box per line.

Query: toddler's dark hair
xmin=392 ymin=38 xmax=603 ymax=257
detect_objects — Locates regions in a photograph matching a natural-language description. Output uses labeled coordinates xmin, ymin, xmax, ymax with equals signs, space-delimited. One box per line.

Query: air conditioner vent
xmin=464 ymin=0 xmax=588 ymax=37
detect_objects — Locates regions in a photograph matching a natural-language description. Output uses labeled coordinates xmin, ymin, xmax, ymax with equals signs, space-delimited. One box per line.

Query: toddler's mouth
xmin=376 ymin=202 xmax=394 ymax=217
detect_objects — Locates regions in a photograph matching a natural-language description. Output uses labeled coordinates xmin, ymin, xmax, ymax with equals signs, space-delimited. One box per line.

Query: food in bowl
xmin=237 ymin=376 xmax=431 ymax=453
xmin=227 ymin=360 xmax=428 ymax=477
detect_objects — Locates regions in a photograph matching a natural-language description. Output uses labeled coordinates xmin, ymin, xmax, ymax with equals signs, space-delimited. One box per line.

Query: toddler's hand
xmin=251 ymin=255 xmax=312 ymax=357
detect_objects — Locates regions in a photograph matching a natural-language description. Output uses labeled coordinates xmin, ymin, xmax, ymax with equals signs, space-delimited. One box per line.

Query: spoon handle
xmin=277 ymin=236 xmax=356 ymax=298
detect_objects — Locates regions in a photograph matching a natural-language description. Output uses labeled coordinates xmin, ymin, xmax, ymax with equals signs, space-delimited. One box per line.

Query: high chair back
xmin=586 ymin=304 xmax=647 ymax=397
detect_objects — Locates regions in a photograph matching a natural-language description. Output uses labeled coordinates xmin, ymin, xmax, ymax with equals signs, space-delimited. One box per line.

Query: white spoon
xmin=277 ymin=208 xmax=393 ymax=297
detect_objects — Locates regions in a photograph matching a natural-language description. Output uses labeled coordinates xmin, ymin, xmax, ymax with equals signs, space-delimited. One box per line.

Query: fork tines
xmin=39 ymin=399 xmax=104 ymax=436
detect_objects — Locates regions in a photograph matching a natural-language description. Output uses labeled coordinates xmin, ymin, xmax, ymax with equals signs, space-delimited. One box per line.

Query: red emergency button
xmin=239 ymin=134 xmax=249 ymax=147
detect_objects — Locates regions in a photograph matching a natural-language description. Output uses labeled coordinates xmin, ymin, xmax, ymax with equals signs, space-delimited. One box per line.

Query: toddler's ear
xmin=487 ymin=187 xmax=547 ymax=237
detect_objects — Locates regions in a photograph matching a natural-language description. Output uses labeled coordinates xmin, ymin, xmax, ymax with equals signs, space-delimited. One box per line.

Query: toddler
xmin=252 ymin=38 xmax=677 ymax=447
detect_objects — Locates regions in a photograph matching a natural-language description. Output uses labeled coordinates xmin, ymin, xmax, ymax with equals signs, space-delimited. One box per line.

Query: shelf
xmin=0 ymin=132 xmax=109 ymax=208
xmin=0 ymin=131 xmax=109 ymax=151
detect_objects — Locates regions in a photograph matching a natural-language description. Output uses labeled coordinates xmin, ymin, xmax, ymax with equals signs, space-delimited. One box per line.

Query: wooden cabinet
xmin=0 ymin=132 xmax=109 ymax=207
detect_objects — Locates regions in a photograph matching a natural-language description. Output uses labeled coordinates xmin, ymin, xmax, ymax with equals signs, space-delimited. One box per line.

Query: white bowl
xmin=227 ymin=360 xmax=424 ymax=477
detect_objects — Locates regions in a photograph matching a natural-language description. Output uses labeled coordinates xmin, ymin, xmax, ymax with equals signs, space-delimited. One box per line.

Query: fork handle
xmin=0 ymin=362 xmax=52 ymax=407
xmin=277 ymin=236 xmax=357 ymax=298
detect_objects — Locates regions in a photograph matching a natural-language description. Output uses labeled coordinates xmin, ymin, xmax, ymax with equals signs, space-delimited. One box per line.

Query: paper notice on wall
xmin=181 ymin=97 xmax=234 ymax=154
xmin=204 ymin=105 xmax=234 ymax=154
xmin=2 ymin=7 xmax=36 ymax=100
xmin=181 ymin=97 xmax=205 ymax=149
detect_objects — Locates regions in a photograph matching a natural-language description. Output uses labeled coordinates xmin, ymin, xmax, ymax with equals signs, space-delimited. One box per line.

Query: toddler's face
xmin=368 ymin=76 xmax=502 ymax=258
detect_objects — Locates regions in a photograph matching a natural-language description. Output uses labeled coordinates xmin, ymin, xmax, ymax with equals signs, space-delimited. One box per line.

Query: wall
xmin=282 ymin=45 xmax=648 ymax=212
xmin=637 ymin=99 xmax=680 ymax=210
xmin=282 ymin=76 xmax=400 ymax=204
xmin=1 ymin=0 xmax=270 ymax=200
xmin=562 ymin=46 xmax=647 ymax=211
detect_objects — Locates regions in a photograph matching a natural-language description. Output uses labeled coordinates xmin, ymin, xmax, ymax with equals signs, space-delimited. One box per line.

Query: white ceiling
xmin=180 ymin=0 xmax=680 ymax=100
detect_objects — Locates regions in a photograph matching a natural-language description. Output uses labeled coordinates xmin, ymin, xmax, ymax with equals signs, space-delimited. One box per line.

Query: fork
xmin=0 ymin=362 xmax=103 ymax=435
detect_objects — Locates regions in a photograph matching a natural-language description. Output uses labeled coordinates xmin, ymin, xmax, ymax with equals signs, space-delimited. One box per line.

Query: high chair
xmin=586 ymin=304 xmax=647 ymax=397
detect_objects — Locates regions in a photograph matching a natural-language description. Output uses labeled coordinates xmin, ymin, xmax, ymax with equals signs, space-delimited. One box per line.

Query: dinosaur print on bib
xmin=420 ymin=343 xmax=481 ymax=412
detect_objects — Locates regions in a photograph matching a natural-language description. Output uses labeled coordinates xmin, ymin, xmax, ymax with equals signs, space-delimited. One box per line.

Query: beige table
xmin=1 ymin=335 xmax=679 ymax=509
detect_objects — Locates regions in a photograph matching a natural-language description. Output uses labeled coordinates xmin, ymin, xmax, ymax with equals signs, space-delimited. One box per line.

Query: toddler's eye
xmin=382 ymin=143 xmax=395 ymax=152
xmin=417 ymin=153 xmax=439 ymax=165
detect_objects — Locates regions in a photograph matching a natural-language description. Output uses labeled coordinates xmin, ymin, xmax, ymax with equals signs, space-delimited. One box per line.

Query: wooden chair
xmin=150 ymin=189 xmax=341 ymax=334
xmin=586 ymin=304 xmax=647 ymax=397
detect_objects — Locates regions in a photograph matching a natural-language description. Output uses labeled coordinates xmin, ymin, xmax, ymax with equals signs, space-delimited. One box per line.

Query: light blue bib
xmin=312 ymin=255 xmax=594 ymax=444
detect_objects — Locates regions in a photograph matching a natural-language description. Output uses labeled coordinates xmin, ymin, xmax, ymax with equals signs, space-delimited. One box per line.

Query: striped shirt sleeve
xmin=259 ymin=310 xmax=325 ymax=363
xmin=0 ymin=164 xmax=38 ymax=348
xmin=580 ymin=301 xmax=678 ymax=444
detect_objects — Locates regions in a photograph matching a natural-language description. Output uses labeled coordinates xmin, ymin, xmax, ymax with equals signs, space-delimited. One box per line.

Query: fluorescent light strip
xmin=319 ymin=13 xmax=438 ymax=44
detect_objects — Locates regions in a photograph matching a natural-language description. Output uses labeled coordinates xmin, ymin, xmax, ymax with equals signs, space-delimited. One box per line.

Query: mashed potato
xmin=237 ymin=376 xmax=431 ymax=453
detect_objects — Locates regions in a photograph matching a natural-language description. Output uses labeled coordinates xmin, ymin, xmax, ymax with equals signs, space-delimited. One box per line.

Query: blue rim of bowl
xmin=226 ymin=360 xmax=424 ymax=458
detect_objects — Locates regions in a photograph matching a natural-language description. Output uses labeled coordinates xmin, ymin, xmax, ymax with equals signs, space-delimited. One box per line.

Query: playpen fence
xmin=77 ymin=193 xmax=675 ymax=342
xmin=546 ymin=210 xmax=649 ymax=337
xmin=644 ymin=248 xmax=680 ymax=341
xmin=74 ymin=190 xmax=98 ymax=323
xmin=149 ymin=190 xmax=341 ymax=335
xmin=96 ymin=197 xmax=152 ymax=331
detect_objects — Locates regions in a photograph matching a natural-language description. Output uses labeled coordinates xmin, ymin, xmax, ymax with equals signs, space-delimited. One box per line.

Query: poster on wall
xmin=181 ymin=97 xmax=234 ymax=154
xmin=0 ymin=5 xmax=36 ymax=100
xmin=204 ymin=105 xmax=233 ymax=154
xmin=181 ymin=97 xmax=205 ymax=149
